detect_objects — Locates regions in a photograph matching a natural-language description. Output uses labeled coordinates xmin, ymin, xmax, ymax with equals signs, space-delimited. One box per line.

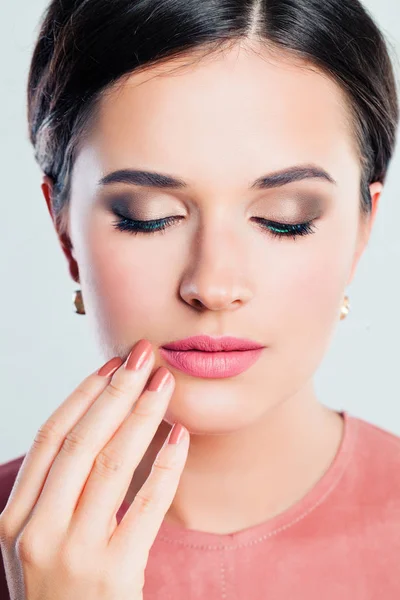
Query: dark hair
xmin=28 ymin=0 xmax=399 ymax=237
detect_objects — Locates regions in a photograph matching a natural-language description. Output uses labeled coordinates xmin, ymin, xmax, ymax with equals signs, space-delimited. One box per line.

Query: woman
xmin=0 ymin=0 xmax=399 ymax=598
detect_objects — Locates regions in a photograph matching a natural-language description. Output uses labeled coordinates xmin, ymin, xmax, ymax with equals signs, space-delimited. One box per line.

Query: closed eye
xmin=111 ymin=213 xmax=318 ymax=241
xmin=251 ymin=217 xmax=317 ymax=241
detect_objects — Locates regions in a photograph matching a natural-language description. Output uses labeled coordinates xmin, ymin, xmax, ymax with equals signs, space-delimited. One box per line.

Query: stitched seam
xmin=220 ymin=551 xmax=227 ymax=599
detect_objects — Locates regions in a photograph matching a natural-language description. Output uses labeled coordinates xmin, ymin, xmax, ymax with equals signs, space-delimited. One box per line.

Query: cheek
xmin=249 ymin=224 xmax=354 ymax=392
xmin=267 ymin=221 xmax=354 ymax=355
xmin=82 ymin=230 xmax=180 ymax=339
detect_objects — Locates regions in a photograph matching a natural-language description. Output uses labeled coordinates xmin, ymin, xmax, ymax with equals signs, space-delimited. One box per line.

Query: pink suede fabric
xmin=1 ymin=410 xmax=400 ymax=599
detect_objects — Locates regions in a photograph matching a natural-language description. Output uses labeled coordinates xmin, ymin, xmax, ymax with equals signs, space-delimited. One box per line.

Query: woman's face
xmin=45 ymin=42 xmax=381 ymax=434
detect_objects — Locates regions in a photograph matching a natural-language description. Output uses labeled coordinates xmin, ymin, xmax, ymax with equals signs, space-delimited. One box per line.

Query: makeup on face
xmin=159 ymin=346 xmax=264 ymax=378
xmin=95 ymin=175 xmax=332 ymax=243
xmin=159 ymin=335 xmax=266 ymax=378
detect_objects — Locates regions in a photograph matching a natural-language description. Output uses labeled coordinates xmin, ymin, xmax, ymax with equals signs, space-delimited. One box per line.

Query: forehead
xmin=82 ymin=43 xmax=358 ymax=189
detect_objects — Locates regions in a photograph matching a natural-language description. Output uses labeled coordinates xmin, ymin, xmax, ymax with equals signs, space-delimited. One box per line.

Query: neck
xmin=124 ymin=381 xmax=345 ymax=535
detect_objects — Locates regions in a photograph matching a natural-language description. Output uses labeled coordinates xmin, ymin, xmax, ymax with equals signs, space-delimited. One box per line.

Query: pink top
xmin=1 ymin=410 xmax=400 ymax=599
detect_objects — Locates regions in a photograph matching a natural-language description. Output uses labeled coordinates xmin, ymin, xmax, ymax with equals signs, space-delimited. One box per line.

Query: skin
xmin=42 ymin=40 xmax=382 ymax=535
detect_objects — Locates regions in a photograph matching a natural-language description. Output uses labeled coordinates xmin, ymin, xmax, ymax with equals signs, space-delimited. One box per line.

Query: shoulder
xmin=0 ymin=454 xmax=27 ymax=515
xmin=351 ymin=413 xmax=400 ymax=462
xmin=347 ymin=412 xmax=400 ymax=500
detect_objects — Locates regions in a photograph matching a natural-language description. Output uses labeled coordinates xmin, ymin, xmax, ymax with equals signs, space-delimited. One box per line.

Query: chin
xmin=163 ymin=387 xmax=270 ymax=436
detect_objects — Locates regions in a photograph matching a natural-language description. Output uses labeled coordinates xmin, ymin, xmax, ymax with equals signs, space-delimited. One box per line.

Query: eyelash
xmin=111 ymin=214 xmax=317 ymax=241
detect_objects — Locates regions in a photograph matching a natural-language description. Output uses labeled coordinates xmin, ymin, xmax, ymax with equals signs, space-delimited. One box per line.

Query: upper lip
xmin=161 ymin=335 xmax=265 ymax=352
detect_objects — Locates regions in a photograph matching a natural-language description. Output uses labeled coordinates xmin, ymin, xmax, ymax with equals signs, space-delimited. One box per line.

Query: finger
xmin=110 ymin=422 xmax=189 ymax=559
xmin=69 ymin=367 xmax=175 ymax=544
xmin=0 ymin=356 xmax=124 ymax=534
xmin=30 ymin=339 xmax=156 ymax=531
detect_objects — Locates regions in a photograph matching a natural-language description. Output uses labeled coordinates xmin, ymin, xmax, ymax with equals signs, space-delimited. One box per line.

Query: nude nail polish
xmin=124 ymin=339 xmax=153 ymax=371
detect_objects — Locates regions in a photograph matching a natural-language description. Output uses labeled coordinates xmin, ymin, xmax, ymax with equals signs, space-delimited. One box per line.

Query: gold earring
xmin=73 ymin=289 xmax=85 ymax=315
xmin=340 ymin=295 xmax=350 ymax=320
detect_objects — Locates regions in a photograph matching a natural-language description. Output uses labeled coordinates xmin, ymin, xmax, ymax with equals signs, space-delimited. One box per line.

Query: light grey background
xmin=0 ymin=0 xmax=399 ymax=464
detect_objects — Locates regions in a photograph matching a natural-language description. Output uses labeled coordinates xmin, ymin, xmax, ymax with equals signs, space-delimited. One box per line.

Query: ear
xmin=41 ymin=175 xmax=80 ymax=284
xmin=347 ymin=181 xmax=383 ymax=286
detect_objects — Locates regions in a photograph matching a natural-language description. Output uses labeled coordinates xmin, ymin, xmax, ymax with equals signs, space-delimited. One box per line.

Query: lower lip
xmin=159 ymin=348 xmax=264 ymax=378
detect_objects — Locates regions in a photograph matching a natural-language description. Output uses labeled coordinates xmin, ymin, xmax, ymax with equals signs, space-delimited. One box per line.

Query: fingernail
xmin=125 ymin=339 xmax=153 ymax=371
xmin=97 ymin=357 xmax=124 ymax=377
xmin=168 ymin=423 xmax=186 ymax=445
xmin=147 ymin=367 xmax=173 ymax=392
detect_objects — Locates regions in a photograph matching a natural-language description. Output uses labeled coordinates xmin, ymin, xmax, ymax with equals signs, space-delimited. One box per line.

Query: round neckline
xmin=120 ymin=410 xmax=358 ymax=549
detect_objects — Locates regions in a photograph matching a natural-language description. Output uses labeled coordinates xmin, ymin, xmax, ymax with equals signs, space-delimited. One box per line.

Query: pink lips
xmin=159 ymin=335 xmax=265 ymax=378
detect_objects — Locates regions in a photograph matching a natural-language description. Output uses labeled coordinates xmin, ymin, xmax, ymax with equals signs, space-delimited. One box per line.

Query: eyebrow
xmin=98 ymin=164 xmax=337 ymax=191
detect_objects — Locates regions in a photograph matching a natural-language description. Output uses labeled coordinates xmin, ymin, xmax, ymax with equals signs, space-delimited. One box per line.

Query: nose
xmin=179 ymin=223 xmax=254 ymax=312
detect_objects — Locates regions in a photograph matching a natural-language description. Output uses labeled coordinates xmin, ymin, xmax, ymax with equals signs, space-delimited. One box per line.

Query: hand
xmin=0 ymin=339 xmax=189 ymax=600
